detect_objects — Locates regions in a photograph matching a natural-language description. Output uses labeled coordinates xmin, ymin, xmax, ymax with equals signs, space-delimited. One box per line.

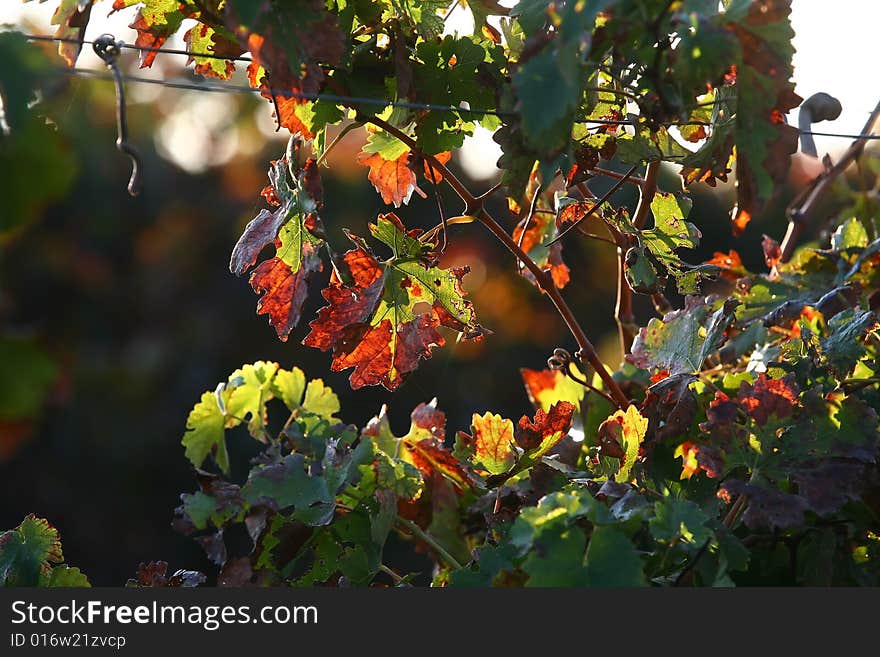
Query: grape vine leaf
xmin=32 ymin=0 xmax=94 ymax=67
xmin=111 ymin=0 xmax=194 ymax=68
xmin=230 ymin=157 xmax=325 ymax=341
xmin=361 ymin=400 xmax=471 ymax=490
xmin=303 ymin=213 xmax=485 ymax=390
xmin=0 ymin=515 xmax=66 ymax=587
xmin=725 ymin=0 xmax=802 ymax=229
xmin=468 ymin=412 xmax=517 ymax=475
xmin=597 ymin=405 xmax=648 ymax=483
xmin=458 ymin=402 xmax=575 ymax=476
xmin=584 ymin=526 xmax=646 ymax=587
xmin=183 ymin=22 xmax=242 ymax=79
xmin=357 ymin=130 xmax=451 ymax=207
xmin=521 ymin=365 xmax=585 ymax=412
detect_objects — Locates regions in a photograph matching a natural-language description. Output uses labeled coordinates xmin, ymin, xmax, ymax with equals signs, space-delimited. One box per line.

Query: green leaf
xmin=226 ymin=361 xmax=280 ymax=439
xmin=819 ymin=309 xmax=876 ymax=375
xmin=630 ymin=297 xmax=713 ymax=375
xmin=302 ymin=378 xmax=341 ymax=419
xmin=616 ymin=127 xmax=689 ymax=165
xmin=523 ymin=527 xmax=589 ymax=586
xmin=0 ymin=516 xmax=63 ymax=587
xmin=271 ymin=367 xmax=307 ymax=410
xmin=510 ymin=488 xmax=612 ymax=554
xmin=243 ymin=454 xmax=334 ymax=525
xmin=450 ymin=543 xmax=518 ymax=587
xmin=47 ymin=565 xmax=91 ymax=588
xmin=514 ymin=40 xmax=582 ymax=152
xmin=182 ymin=389 xmax=234 ymax=473
xmin=0 ymin=336 xmax=57 ymax=420
xmin=584 ymin=526 xmax=646 ymax=587
xmin=831 ymin=217 xmax=869 ymax=255
xmin=649 ymin=498 xmax=712 ymax=546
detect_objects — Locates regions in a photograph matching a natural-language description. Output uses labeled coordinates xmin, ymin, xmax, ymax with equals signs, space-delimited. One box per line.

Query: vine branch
xmin=616 ymin=161 xmax=659 ymax=357
xmin=779 ymin=97 xmax=880 ymax=262
xmin=357 ymin=113 xmax=630 ymax=408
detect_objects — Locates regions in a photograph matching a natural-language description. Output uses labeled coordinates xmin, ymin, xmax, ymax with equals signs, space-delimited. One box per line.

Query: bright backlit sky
xmin=2 ymin=1 xmax=877 ymax=178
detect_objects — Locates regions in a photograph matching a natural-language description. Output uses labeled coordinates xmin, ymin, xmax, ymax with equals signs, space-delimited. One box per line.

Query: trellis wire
xmin=21 ymin=33 xmax=880 ymax=140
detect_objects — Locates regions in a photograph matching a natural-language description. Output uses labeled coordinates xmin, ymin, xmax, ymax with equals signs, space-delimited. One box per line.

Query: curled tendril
xmin=547 ymin=348 xmax=616 ymax=406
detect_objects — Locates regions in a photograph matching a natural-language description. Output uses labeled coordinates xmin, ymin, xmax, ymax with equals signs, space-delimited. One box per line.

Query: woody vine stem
xmin=357 ymin=113 xmax=631 ymax=408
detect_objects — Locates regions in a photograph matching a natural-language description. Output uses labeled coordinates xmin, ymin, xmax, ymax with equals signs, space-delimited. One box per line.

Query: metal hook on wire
xmin=93 ymin=34 xmax=142 ymax=196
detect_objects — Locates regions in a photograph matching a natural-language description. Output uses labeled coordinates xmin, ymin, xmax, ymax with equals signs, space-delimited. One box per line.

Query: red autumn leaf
xmin=408 ymin=439 xmax=470 ymax=491
xmin=249 ymin=244 xmax=323 ymax=341
xmin=704 ymin=390 xmax=741 ymax=427
xmin=303 ymin=214 xmax=484 ymax=390
xmin=514 ymin=401 xmax=576 ymax=452
xmin=230 ymin=157 xmax=325 ymax=340
xmin=362 ymin=401 xmax=471 ymax=491
xmin=674 ymin=441 xmax=721 ymax=480
xmin=110 ymin=1 xmax=196 ymax=68
xmin=737 ymin=373 xmax=799 ymax=426
xmin=762 ymin=234 xmax=782 ymax=269
xmin=410 ymin=401 xmax=446 ymax=441
xmin=243 ymin=9 xmax=345 ymax=136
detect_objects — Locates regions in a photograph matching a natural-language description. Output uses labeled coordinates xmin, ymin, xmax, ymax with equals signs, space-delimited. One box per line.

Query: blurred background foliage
xmin=1 ymin=20 xmax=845 ymax=584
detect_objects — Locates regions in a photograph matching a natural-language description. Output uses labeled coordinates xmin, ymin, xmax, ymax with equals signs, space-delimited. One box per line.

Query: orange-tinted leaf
xmin=357 ymin=151 xmax=418 ymax=207
xmin=409 ymin=439 xmax=470 ymax=491
xmin=731 ymin=208 xmax=751 ymax=236
xmin=243 ymin=10 xmax=345 ymax=136
xmin=674 ymin=441 xmax=721 ymax=480
xmin=514 ymin=212 xmax=570 ymax=289
xmin=302 ymin=246 xmax=385 ymax=352
xmin=597 ymin=405 xmax=648 ymax=481
xmin=361 ymin=401 xmax=471 ymax=491
xmin=521 ymin=367 xmax=584 ymax=412
xmin=471 ymin=412 xmax=516 ymax=475
xmin=706 ymin=250 xmax=745 ymax=280
xmin=183 ymin=23 xmax=242 ymax=80
xmin=422 ymin=151 xmax=452 ymax=183
xmin=514 ymin=401 xmax=575 ymax=454
xmin=304 ymin=215 xmax=484 ymax=390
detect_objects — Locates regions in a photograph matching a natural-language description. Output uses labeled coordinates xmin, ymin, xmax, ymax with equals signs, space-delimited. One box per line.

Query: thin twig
xmin=548 ymin=164 xmax=638 ymax=246
xmin=615 ymin=162 xmax=659 ymax=357
xmin=397 ymin=517 xmax=464 ymax=570
xmin=315 ymin=122 xmax=361 ymax=166
xmin=358 ymin=114 xmax=630 ymax=408
xmin=562 ymin=362 xmax=617 ymax=406
xmin=378 ymin=564 xmax=405 ymax=584
xmin=424 ymin=158 xmax=449 ymax=252
xmin=586 ymin=166 xmax=648 ymax=188
xmin=516 ymin=183 xmax=542 ymax=272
